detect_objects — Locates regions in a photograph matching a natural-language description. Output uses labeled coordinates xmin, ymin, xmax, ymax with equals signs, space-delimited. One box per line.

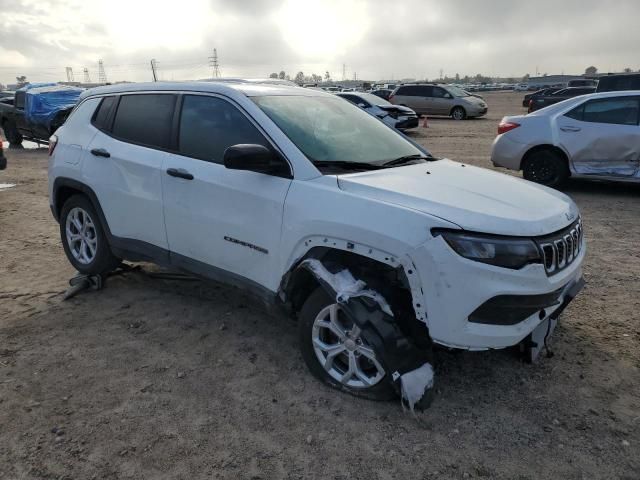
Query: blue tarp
xmin=20 ymin=84 xmax=84 ymax=128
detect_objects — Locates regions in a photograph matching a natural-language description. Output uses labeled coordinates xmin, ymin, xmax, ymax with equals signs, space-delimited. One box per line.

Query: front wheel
xmin=59 ymin=195 xmax=120 ymax=274
xmin=522 ymin=149 xmax=569 ymax=188
xmin=451 ymin=106 xmax=466 ymax=120
xmin=298 ymin=287 xmax=396 ymax=401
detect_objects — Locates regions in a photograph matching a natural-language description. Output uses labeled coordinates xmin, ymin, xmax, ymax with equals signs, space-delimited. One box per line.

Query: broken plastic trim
xmin=298 ymin=259 xmax=434 ymax=411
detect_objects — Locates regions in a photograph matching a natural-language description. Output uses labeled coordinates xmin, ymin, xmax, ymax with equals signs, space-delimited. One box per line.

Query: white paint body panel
xmin=49 ymin=81 xmax=586 ymax=350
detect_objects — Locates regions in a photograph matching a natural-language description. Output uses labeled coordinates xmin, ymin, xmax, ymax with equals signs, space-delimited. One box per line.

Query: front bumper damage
xmin=408 ymin=235 xmax=586 ymax=351
xmin=299 ymin=259 xmax=434 ymax=411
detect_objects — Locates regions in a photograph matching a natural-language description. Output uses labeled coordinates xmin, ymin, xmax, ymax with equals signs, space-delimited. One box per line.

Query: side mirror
xmin=223 ymin=144 xmax=288 ymax=177
xmin=357 ymin=103 xmax=367 ymax=108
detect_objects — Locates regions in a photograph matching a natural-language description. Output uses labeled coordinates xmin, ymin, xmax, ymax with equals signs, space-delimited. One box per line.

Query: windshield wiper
xmin=313 ymin=160 xmax=383 ymax=171
xmin=382 ymin=154 xmax=433 ymax=167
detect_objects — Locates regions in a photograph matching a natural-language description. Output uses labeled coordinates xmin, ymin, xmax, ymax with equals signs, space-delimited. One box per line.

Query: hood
xmin=337 ymin=160 xmax=578 ymax=236
xmin=378 ymin=104 xmax=416 ymax=115
xmin=464 ymin=95 xmax=486 ymax=106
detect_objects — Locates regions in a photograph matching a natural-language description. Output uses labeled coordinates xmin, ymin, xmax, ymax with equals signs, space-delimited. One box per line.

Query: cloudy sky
xmin=1 ymin=0 xmax=639 ymax=85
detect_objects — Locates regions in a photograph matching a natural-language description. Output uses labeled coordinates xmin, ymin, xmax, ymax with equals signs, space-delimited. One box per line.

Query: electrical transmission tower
xmin=65 ymin=67 xmax=75 ymax=82
xmin=83 ymin=68 xmax=91 ymax=83
xmin=342 ymin=63 xmax=346 ymax=81
xmin=98 ymin=60 xmax=107 ymax=83
xmin=208 ymin=49 xmax=220 ymax=78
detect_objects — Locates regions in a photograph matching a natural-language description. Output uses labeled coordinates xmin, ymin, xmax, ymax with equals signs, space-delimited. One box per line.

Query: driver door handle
xmin=560 ymin=126 xmax=581 ymax=132
xmin=166 ymin=168 xmax=194 ymax=180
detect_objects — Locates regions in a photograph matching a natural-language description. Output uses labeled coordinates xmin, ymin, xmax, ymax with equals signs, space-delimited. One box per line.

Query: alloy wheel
xmin=311 ymin=303 xmax=385 ymax=389
xmin=65 ymin=207 xmax=98 ymax=265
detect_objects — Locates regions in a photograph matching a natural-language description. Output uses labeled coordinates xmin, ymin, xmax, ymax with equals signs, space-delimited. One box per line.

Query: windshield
xmin=445 ymin=86 xmax=470 ymax=97
xmin=252 ymin=95 xmax=425 ymax=165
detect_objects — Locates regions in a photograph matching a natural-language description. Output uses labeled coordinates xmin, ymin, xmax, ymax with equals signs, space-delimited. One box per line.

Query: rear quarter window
xmin=91 ymin=96 xmax=117 ymax=131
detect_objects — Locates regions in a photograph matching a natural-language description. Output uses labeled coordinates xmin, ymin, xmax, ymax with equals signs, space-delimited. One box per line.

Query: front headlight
xmin=433 ymin=230 xmax=541 ymax=269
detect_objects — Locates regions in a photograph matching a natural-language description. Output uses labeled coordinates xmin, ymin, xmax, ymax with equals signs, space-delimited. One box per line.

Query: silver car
xmin=491 ymin=91 xmax=640 ymax=187
xmin=389 ymin=84 xmax=488 ymax=120
xmin=336 ymin=92 xmax=419 ymax=130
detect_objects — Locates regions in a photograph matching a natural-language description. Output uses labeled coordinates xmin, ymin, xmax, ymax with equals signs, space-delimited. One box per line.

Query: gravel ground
xmin=1 ymin=92 xmax=639 ymax=479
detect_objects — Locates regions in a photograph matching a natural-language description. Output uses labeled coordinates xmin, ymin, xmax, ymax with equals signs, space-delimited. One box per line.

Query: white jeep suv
xmin=48 ymin=81 xmax=585 ymax=405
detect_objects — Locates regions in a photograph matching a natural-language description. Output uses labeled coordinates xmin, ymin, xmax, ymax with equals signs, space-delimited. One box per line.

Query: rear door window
xmin=582 ymin=98 xmax=639 ymax=125
xmin=565 ymin=98 xmax=639 ymax=125
xmin=178 ymin=95 xmax=269 ymax=164
xmin=111 ymin=94 xmax=176 ymax=149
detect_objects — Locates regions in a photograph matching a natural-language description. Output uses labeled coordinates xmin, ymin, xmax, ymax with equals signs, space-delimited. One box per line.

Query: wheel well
xmin=282 ymin=247 xmax=430 ymax=346
xmin=281 ymin=247 xmax=413 ymax=312
xmin=520 ymin=144 xmax=569 ymax=171
xmin=54 ymin=186 xmax=84 ymax=218
xmin=450 ymin=105 xmax=466 ymax=115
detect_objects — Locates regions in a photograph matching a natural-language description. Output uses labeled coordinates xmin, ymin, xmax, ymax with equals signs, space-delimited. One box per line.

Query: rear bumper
xmin=490 ymin=133 xmax=528 ymax=170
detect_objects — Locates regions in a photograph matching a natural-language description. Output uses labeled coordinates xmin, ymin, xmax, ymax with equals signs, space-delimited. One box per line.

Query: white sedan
xmin=336 ymin=92 xmax=419 ymax=131
xmin=491 ymin=91 xmax=640 ymax=187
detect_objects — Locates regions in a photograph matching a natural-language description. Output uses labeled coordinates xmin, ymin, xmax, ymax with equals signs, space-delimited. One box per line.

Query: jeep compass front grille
xmin=537 ymin=220 xmax=583 ymax=275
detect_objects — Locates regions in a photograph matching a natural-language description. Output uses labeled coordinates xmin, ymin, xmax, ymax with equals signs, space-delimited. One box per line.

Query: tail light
xmin=528 ymin=99 xmax=534 ymax=113
xmin=498 ymin=121 xmax=520 ymax=135
xmin=388 ymin=94 xmax=395 ymax=102
xmin=48 ymin=134 xmax=58 ymax=156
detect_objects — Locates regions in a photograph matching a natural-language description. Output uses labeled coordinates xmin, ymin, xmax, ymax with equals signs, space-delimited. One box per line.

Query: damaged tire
xmin=299 ymin=287 xmax=396 ymax=401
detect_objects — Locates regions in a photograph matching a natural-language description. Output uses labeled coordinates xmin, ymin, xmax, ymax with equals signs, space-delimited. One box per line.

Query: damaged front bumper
xmin=408 ymin=235 xmax=586 ymax=350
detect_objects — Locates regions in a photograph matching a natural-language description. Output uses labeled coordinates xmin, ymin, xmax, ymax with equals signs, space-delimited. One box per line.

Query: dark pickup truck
xmin=527 ymin=86 xmax=596 ymax=113
xmin=0 ymin=86 xmax=81 ymax=146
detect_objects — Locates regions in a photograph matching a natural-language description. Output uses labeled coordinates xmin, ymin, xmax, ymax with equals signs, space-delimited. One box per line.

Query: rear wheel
xmin=2 ymin=121 xmax=23 ymax=146
xmin=451 ymin=106 xmax=466 ymax=120
xmin=298 ymin=287 xmax=396 ymax=401
xmin=522 ymin=149 xmax=569 ymax=187
xmin=59 ymin=195 xmax=120 ymax=274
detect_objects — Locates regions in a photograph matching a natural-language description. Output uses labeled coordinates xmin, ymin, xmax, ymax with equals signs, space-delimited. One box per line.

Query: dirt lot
xmin=1 ymin=92 xmax=639 ymax=480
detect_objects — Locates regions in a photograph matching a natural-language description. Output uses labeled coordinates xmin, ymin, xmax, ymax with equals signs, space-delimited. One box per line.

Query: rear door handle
xmin=166 ymin=168 xmax=194 ymax=180
xmin=560 ymin=126 xmax=581 ymax=132
xmin=90 ymin=148 xmax=110 ymax=158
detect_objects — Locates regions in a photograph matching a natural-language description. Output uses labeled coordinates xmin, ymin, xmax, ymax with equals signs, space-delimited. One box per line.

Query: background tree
xmin=294 ymin=71 xmax=305 ymax=85
xmin=623 ymin=67 xmax=632 ymax=73
xmin=278 ymin=71 xmax=286 ymax=80
xmin=324 ymin=71 xmax=331 ymax=82
xmin=16 ymin=75 xmax=27 ymax=87
xmin=269 ymin=72 xmax=278 ymax=78
xmin=585 ymin=66 xmax=598 ymax=76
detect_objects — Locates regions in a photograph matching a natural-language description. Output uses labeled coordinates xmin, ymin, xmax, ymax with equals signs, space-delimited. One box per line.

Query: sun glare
xmin=101 ymin=0 xmax=212 ymax=50
xmin=277 ymin=0 xmax=369 ymax=57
